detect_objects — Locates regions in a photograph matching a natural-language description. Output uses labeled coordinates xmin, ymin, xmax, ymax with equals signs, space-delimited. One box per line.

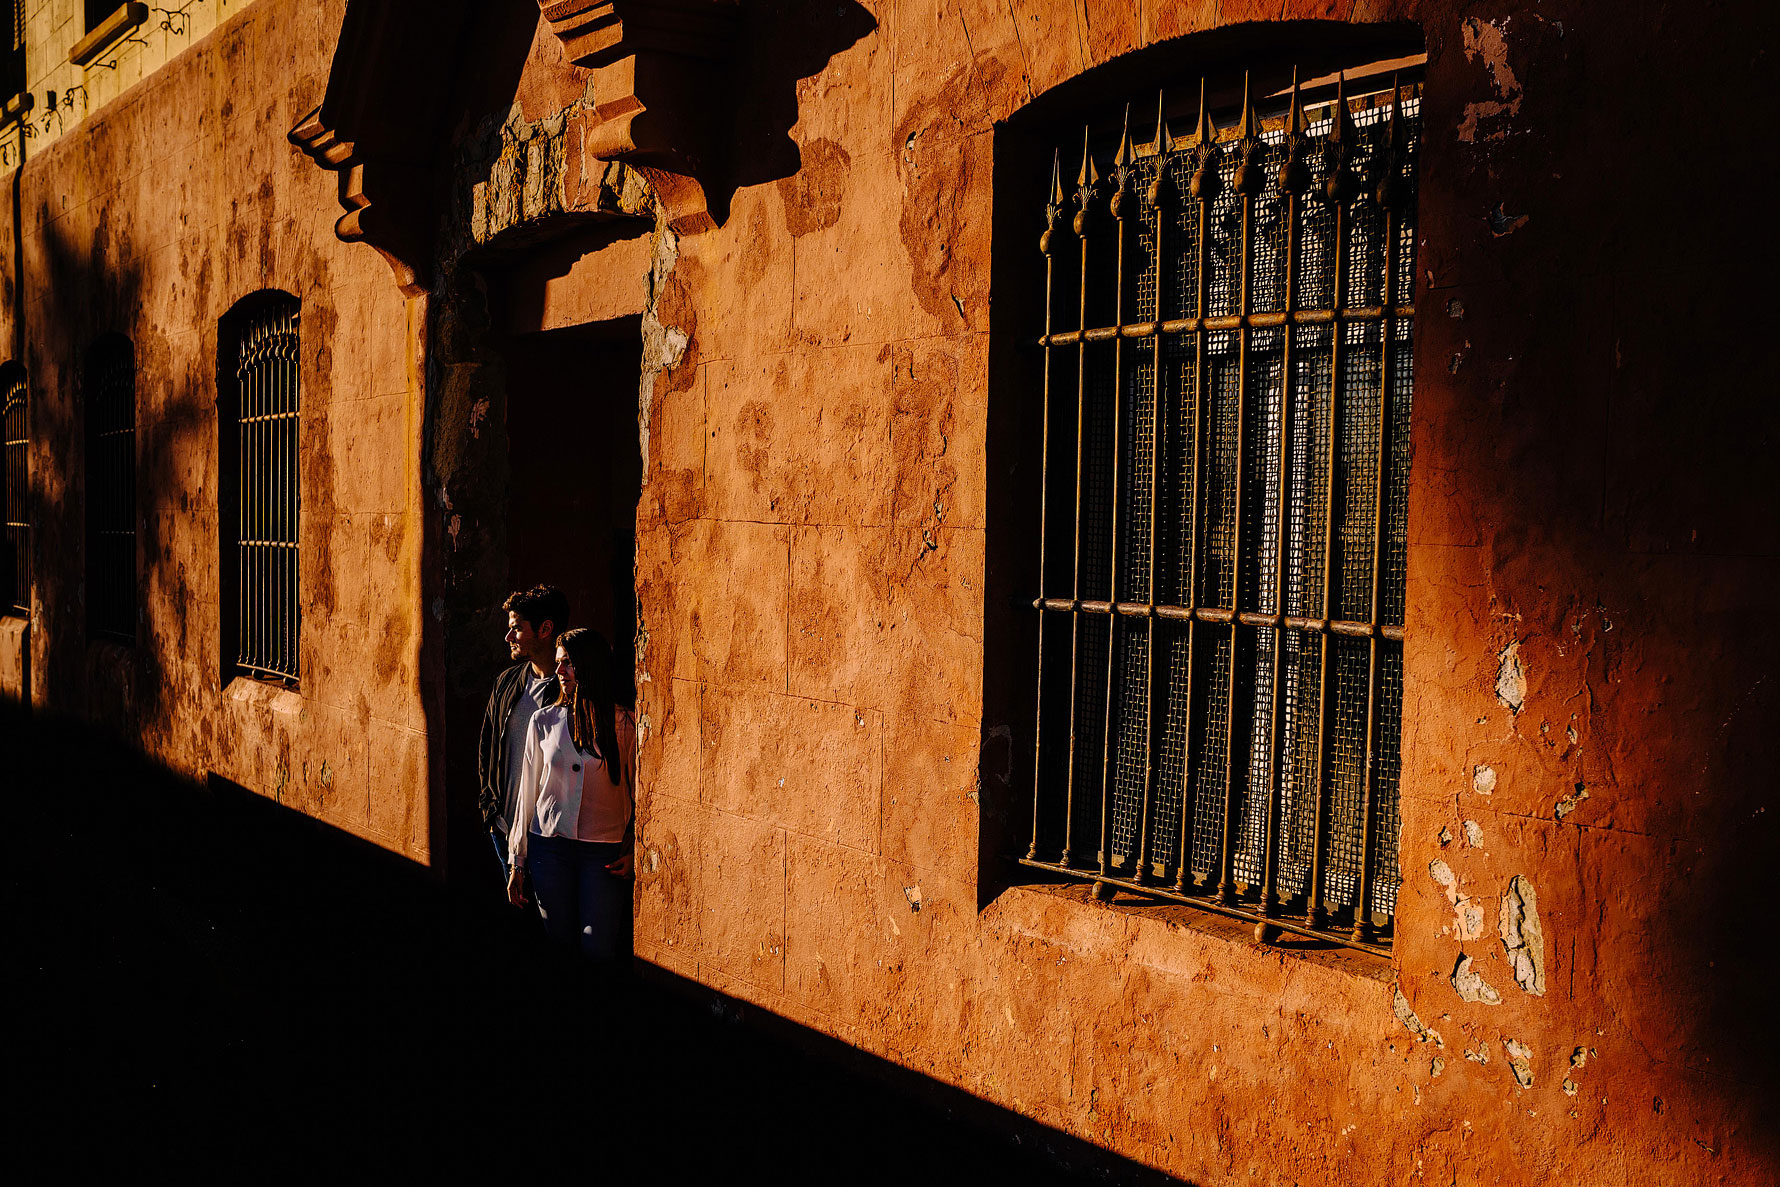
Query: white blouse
xmin=508 ymin=702 xmax=636 ymax=871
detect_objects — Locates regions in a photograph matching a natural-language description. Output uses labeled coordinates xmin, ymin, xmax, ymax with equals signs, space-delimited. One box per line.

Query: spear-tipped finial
xmin=1147 ymin=90 xmax=1173 ymax=204
xmin=1188 ymin=77 xmax=1216 ymax=150
xmin=1323 ymin=71 xmax=1359 ymax=204
xmin=1279 ymin=65 xmax=1311 ymax=195
xmin=1041 ymin=147 xmax=1064 ymax=254
xmin=1237 ymin=70 xmax=1261 ymax=142
xmin=1233 ymin=69 xmax=1265 ymax=195
xmin=1073 ymin=126 xmax=1098 ymax=234
xmin=1110 ymin=104 xmax=1136 ymax=217
xmin=1188 ymin=77 xmax=1221 ymax=202
xmin=1375 ymin=73 xmax=1408 ymax=210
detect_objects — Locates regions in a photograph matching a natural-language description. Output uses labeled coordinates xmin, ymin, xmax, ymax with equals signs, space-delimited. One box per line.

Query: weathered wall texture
xmin=0 ymin=0 xmax=433 ymax=859
xmin=605 ymin=2 xmax=1779 ymax=1184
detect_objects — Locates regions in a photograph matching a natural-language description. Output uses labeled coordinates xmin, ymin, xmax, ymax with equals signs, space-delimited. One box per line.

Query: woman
xmin=506 ymin=627 xmax=635 ymax=962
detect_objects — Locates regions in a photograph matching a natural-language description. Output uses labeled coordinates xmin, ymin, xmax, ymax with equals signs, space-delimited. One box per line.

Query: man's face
xmin=505 ymin=611 xmax=550 ymax=662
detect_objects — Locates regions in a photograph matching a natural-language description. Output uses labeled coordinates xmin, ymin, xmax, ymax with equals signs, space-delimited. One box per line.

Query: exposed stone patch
xmin=1473 ymin=764 xmax=1497 ymax=795
xmin=1464 ymin=1040 xmax=1491 ymax=1064
xmin=1495 ymin=642 xmax=1526 ymax=714
xmin=1554 ymin=782 xmax=1590 ymax=822
xmin=903 ymin=884 xmax=923 ymax=913
xmin=1503 ymin=1038 xmax=1534 ymax=1087
xmin=1393 ymin=986 xmax=1444 ymax=1048
xmin=1463 ymin=820 xmax=1484 ymax=848
xmin=1499 ymin=875 xmax=1546 ymax=996
xmin=1451 ymin=954 xmax=1502 ymax=1005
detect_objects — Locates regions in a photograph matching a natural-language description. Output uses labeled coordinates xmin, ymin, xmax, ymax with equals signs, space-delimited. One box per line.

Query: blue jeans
xmin=525 ymin=833 xmax=629 ymax=963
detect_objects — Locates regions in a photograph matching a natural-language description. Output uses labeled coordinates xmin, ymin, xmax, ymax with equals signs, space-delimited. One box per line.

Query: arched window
xmin=1020 ymin=54 xmax=1421 ymax=953
xmin=85 ymin=335 xmax=137 ymax=644
xmin=219 ymin=293 xmax=301 ymax=685
xmin=1 ymin=362 xmax=27 ymax=617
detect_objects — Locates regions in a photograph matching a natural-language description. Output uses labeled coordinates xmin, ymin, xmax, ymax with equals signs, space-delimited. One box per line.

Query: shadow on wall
xmin=716 ymin=0 xmax=879 ymax=223
xmin=6 ymin=702 xmax=1184 ymax=1185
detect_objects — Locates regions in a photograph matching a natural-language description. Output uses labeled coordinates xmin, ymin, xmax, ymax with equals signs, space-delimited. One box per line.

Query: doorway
xmin=501 ymin=317 xmax=642 ymax=706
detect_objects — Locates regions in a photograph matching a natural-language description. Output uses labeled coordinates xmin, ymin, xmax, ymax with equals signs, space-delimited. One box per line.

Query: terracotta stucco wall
xmin=0 ymin=0 xmax=433 ymax=859
xmin=623 ymin=2 xmax=1777 ymax=1183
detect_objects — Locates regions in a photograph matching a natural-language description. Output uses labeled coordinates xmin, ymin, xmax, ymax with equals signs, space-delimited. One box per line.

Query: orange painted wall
xmin=0 ymin=0 xmax=433 ymax=859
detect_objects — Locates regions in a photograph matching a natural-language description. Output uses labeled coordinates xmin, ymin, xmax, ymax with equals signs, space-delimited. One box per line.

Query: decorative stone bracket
xmin=289 ymin=0 xmax=737 ymax=293
xmin=537 ymin=1 xmax=740 ymax=234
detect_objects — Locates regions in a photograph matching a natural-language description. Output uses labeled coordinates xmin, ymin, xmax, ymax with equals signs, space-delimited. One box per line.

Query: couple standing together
xmin=477 ymin=585 xmax=636 ymax=963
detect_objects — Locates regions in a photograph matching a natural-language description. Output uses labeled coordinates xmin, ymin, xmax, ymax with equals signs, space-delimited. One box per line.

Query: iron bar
xmin=1173 ymin=79 xmax=1216 ymax=894
xmin=1256 ymin=70 xmax=1309 ymax=940
xmin=1306 ymin=75 xmax=1357 ymax=931
xmin=1351 ymin=80 xmax=1405 ymax=943
xmin=234 ymin=299 xmax=300 ymax=685
xmin=1028 ymin=151 xmax=1065 ymax=863
xmin=1031 ymin=596 xmax=1403 ymax=641
xmin=1214 ymin=74 xmax=1264 ymax=907
xmin=1093 ymin=110 xmax=1138 ymax=890
xmin=1133 ymin=92 xmax=1173 ymax=886
xmin=1062 ymin=128 xmax=1098 ymax=868
xmin=1 ymin=370 xmax=26 ymax=616
xmin=1038 ymin=303 xmax=1415 ymax=347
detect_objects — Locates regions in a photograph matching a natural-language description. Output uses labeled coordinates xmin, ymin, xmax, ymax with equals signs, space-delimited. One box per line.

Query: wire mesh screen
xmin=2 ymin=370 xmax=26 ymax=616
xmin=1027 ymin=74 xmax=1420 ymax=951
xmin=233 ymin=299 xmax=301 ymax=684
xmin=85 ymin=337 xmax=136 ymax=643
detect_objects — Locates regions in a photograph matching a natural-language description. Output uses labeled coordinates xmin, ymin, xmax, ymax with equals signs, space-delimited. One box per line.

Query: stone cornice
xmin=537 ymin=1 xmax=740 ymax=234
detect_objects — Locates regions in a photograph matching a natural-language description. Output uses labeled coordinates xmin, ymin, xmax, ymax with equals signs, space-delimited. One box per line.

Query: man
xmin=477 ymin=584 xmax=568 ymax=891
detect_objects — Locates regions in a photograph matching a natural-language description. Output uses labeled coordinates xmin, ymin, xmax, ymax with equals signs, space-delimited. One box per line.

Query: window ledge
xmin=72 ymin=3 xmax=150 ymax=68
xmin=224 ymin=674 xmax=303 ymax=716
xmin=1 ymin=91 xmax=34 ymax=124
xmin=1000 ymin=878 xmax=1394 ymax=983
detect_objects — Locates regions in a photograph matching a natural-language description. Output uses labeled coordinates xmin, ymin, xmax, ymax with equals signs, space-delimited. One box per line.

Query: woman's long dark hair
xmin=554 ymin=627 xmax=620 ymax=784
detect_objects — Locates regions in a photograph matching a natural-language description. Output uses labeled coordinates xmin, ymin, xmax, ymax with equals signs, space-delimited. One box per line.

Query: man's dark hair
xmin=502 ymin=585 xmax=569 ymax=639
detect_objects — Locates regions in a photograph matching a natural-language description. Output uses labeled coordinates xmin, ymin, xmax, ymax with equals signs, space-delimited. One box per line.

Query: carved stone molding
xmin=538 ymin=1 xmax=740 ymax=233
xmin=288 ymin=0 xmax=475 ymax=296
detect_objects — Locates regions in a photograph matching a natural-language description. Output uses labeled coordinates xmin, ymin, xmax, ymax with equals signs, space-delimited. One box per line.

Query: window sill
xmin=71 ymin=3 xmax=150 ymax=68
xmin=1002 ymin=878 xmax=1394 ymax=983
xmin=224 ymin=674 xmax=303 ymax=716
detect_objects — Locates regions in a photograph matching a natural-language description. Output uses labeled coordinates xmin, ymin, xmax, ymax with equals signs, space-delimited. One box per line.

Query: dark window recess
xmin=1 ymin=366 xmax=26 ymax=616
xmin=85 ymin=336 xmax=137 ymax=644
xmin=1023 ymin=71 xmax=1421 ymax=956
xmin=84 ymin=0 xmax=115 ymax=32
xmin=224 ymin=297 xmax=301 ymax=685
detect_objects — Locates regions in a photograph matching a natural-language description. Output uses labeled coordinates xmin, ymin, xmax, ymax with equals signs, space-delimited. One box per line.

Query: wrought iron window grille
xmin=225 ymin=298 xmax=301 ymax=686
xmin=85 ymin=336 xmax=137 ymax=644
xmin=2 ymin=367 xmax=27 ymax=616
xmin=1022 ymin=70 xmax=1421 ymax=957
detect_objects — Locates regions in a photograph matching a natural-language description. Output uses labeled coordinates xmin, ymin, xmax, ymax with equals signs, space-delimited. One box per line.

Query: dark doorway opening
xmin=500 ymin=316 xmax=642 ymax=706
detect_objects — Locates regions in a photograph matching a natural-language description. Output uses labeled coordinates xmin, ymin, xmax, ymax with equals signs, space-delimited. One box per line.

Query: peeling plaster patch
xmin=1451 ymin=954 xmax=1502 ymax=1005
xmin=1438 ymin=824 xmax=1453 ymax=847
xmin=1394 ymin=987 xmax=1445 ymax=1048
xmin=1431 ymin=1057 xmax=1445 ymax=1077
xmin=1503 ymin=1038 xmax=1534 ymax=1087
xmin=1495 ymin=643 xmax=1526 ymax=714
xmin=468 ymin=396 xmax=490 ymax=439
xmin=1488 ymin=204 xmax=1530 ymax=237
xmin=1446 ymin=298 xmax=1465 ymax=319
xmin=1499 ymin=876 xmax=1546 ymax=995
xmin=637 ymin=225 xmax=686 ymax=475
xmin=1562 ymin=1078 xmax=1578 ymax=1096
xmin=1571 ymin=1046 xmax=1592 ymax=1068
xmin=1456 ymin=900 xmax=1485 ymax=941
xmin=1473 ymin=764 xmax=1498 ymax=795
xmin=1463 ymin=820 xmax=1484 ymax=848
xmin=1428 ymin=859 xmax=1458 ymax=901
xmin=1465 ymin=1040 xmax=1491 ymax=1064
xmin=1555 ymin=783 xmax=1590 ymax=821
xmin=903 ymin=884 xmax=923 ymax=913
xmin=1457 ymin=17 xmax=1524 ymax=143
